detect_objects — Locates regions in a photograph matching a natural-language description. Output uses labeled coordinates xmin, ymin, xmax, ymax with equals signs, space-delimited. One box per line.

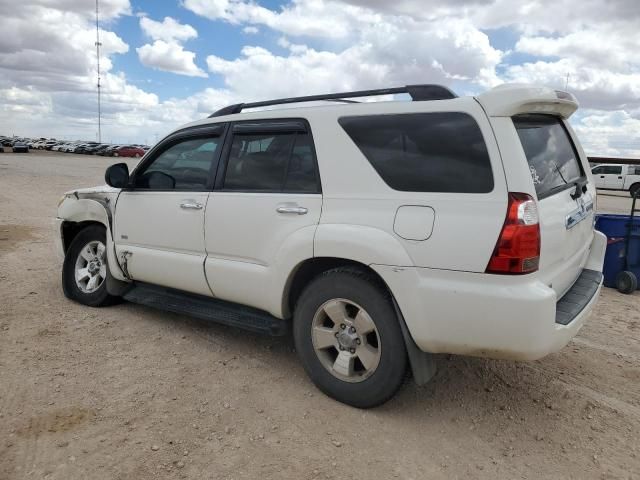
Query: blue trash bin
xmin=595 ymin=214 xmax=640 ymax=289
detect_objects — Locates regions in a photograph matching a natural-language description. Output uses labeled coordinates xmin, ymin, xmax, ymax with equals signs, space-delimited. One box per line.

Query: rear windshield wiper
xmin=570 ymin=178 xmax=588 ymax=200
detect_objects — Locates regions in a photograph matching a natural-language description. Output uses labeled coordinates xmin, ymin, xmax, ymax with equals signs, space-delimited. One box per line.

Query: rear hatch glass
xmin=513 ymin=114 xmax=593 ymax=298
xmin=513 ymin=114 xmax=584 ymax=198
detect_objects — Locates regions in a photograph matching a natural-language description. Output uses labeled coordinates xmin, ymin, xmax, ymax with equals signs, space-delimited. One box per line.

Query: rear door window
xmin=338 ymin=112 xmax=493 ymax=193
xmin=513 ymin=114 xmax=584 ymax=198
xmin=223 ymin=129 xmax=320 ymax=193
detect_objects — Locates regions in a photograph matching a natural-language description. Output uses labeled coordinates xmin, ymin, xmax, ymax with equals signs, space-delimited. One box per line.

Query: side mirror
xmin=105 ymin=163 xmax=129 ymax=188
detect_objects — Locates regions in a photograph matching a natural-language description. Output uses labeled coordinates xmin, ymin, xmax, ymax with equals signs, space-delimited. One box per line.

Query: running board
xmin=123 ymin=283 xmax=288 ymax=336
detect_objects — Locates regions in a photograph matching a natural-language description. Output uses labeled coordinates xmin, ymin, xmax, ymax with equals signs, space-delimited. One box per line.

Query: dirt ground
xmin=1 ymin=151 xmax=639 ymax=480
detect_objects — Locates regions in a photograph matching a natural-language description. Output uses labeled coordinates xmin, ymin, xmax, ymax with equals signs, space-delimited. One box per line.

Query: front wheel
xmin=62 ymin=225 xmax=119 ymax=307
xmin=630 ymin=183 xmax=640 ymax=198
xmin=293 ymin=268 xmax=407 ymax=408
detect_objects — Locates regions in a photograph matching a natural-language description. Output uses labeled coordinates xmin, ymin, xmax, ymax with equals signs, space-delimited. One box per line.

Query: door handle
xmin=276 ymin=206 xmax=308 ymax=215
xmin=180 ymin=202 xmax=203 ymax=210
xmin=618 ymin=176 xmax=623 ymax=179
xmin=600 ymin=175 xmax=605 ymax=178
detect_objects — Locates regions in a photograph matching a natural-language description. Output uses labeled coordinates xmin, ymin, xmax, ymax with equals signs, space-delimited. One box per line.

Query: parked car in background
xmin=591 ymin=164 xmax=640 ymax=197
xmin=100 ymin=145 xmax=121 ymax=156
xmin=112 ymin=145 xmax=144 ymax=158
xmin=45 ymin=141 xmax=61 ymax=150
xmin=12 ymin=142 xmax=29 ymax=153
xmin=84 ymin=144 xmax=108 ymax=155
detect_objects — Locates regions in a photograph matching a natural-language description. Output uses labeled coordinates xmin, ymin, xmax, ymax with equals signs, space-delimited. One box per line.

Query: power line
xmin=95 ymin=0 xmax=102 ymax=143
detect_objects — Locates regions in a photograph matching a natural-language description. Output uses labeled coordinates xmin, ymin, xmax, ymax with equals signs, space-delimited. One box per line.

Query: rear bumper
xmin=373 ymin=230 xmax=607 ymax=361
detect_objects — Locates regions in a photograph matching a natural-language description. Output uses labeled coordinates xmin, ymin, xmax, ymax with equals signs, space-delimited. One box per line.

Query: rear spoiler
xmin=476 ymin=84 xmax=578 ymax=119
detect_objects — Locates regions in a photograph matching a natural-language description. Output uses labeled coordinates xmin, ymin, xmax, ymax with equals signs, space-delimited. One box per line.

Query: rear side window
xmin=224 ymin=131 xmax=319 ymax=193
xmin=338 ymin=112 xmax=493 ymax=193
xmin=592 ymin=165 xmax=622 ymax=175
xmin=513 ymin=115 xmax=584 ymax=198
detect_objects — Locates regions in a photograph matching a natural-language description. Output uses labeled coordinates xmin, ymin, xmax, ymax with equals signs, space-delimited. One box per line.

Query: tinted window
xmin=595 ymin=165 xmax=623 ymax=175
xmin=224 ymin=131 xmax=318 ymax=192
xmin=338 ymin=112 xmax=493 ymax=193
xmin=134 ymin=137 xmax=220 ymax=190
xmin=631 ymin=166 xmax=640 ymax=175
xmin=514 ymin=115 xmax=583 ymax=198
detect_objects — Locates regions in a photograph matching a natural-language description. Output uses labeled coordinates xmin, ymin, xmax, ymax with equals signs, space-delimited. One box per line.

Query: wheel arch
xmin=283 ymin=257 xmax=389 ymax=317
xmin=283 ymin=256 xmax=437 ymax=386
xmin=58 ymin=197 xmax=128 ymax=281
xmin=61 ymin=220 xmax=105 ymax=253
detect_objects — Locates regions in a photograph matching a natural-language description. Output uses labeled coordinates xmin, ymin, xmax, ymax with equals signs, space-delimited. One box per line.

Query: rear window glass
xmin=338 ymin=112 xmax=493 ymax=193
xmin=513 ymin=114 xmax=583 ymax=198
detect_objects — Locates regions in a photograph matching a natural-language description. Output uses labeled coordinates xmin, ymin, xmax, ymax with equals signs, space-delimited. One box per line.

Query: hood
xmin=64 ymin=185 xmax=121 ymax=196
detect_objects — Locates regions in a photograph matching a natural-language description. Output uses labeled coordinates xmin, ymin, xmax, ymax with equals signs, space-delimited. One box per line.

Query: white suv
xmin=56 ymin=84 xmax=606 ymax=407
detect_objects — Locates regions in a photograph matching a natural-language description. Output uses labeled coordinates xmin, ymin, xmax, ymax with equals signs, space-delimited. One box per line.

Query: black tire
xmin=616 ymin=271 xmax=638 ymax=294
xmin=62 ymin=225 xmax=119 ymax=307
xmin=293 ymin=267 xmax=407 ymax=408
xmin=630 ymin=183 xmax=640 ymax=198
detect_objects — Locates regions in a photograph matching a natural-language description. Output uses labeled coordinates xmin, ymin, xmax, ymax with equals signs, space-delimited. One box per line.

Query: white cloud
xmin=572 ymin=110 xmax=640 ymax=157
xmin=207 ymin=16 xmax=502 ymax=100
xmin=137 ymin=40 xmax=207 ymax=78
xmin=140 ymin=16 xmax=198 ymax=42
xmin=136 ymin=16 xmax=206 ymax=78
xmin=1 ymin=0 xmax=639 ymax=156
xmin=183 ymin=0 xmax=379 ymax=38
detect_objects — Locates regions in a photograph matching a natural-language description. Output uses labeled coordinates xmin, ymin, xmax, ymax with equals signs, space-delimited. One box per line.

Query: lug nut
xmin=349 ymin=348 xmax=356 ymax=354
xmin=356 ymin=339 xmax=361 ymax=345
xmin=339 ymin=346 xmax=344 ymax=351
xmin=335 ymin=332 xmax=339 ymax=337
xmin=340 ymin=324 xmax=346 ymax=330
xmin=349 ymin=326 xmax=356 ymax=333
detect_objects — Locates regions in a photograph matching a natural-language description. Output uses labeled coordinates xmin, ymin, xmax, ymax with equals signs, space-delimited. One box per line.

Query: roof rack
xmin=208 ymin=84 xmax=457 ymax=118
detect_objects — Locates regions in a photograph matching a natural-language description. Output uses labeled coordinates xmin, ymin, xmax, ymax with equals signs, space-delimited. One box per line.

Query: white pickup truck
xmin=591 ymin=163 xmax=640 ymax=197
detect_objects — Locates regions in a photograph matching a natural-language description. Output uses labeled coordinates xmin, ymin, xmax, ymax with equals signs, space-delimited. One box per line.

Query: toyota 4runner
xmin=56 ymin=83 xmax=606 ymax=407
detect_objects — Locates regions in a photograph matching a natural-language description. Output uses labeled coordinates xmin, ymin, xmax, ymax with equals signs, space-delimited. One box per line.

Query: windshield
xmin=513 ymin=114 xmax=583 ymax=198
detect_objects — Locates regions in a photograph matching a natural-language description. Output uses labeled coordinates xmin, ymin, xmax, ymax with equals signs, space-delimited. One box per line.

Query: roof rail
xmin=208 ymin=84 xmax=457 ymax=118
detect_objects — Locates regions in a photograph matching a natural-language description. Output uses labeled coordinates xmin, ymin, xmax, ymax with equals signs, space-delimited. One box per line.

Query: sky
xmin=0 ymin=0 xmax=639 ymax=156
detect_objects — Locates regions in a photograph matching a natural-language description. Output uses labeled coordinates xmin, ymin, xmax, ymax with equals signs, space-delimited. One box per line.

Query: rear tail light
xmin=486 ymin=193 xmax=540 ymax=274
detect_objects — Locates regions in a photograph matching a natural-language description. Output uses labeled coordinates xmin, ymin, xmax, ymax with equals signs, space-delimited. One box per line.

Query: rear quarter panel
xmin=308 ymin=99 xmax=508 ymax=272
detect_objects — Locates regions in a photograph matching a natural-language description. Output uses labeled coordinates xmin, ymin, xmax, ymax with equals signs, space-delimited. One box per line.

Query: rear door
xmin=513 ymin=115 xmax=595 ymax=297
xmin=204 ymin=119 xmax=322 ymax=310
xmin=604 ymin=165 xmax=624 ymax=189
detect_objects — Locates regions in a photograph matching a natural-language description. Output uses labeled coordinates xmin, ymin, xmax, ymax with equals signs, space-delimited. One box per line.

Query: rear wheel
xmin=616 ymin=271 xmax=638 ymax=294
xmin=62 ymin=225 xmax=119 ymax=307
xmin=293 ymin=268 xmax=407 ymax=408
xmin=630 ymin=183 xmax=640 ymax=198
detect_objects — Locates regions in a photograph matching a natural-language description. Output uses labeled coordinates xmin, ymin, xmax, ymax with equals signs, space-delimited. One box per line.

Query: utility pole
xmin=95 ymin=0 xmax=102 ymax=143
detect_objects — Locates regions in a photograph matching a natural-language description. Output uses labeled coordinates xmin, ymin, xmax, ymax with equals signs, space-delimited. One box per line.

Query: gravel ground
xmin=1 ymin=151 xmax=639 ymax=480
